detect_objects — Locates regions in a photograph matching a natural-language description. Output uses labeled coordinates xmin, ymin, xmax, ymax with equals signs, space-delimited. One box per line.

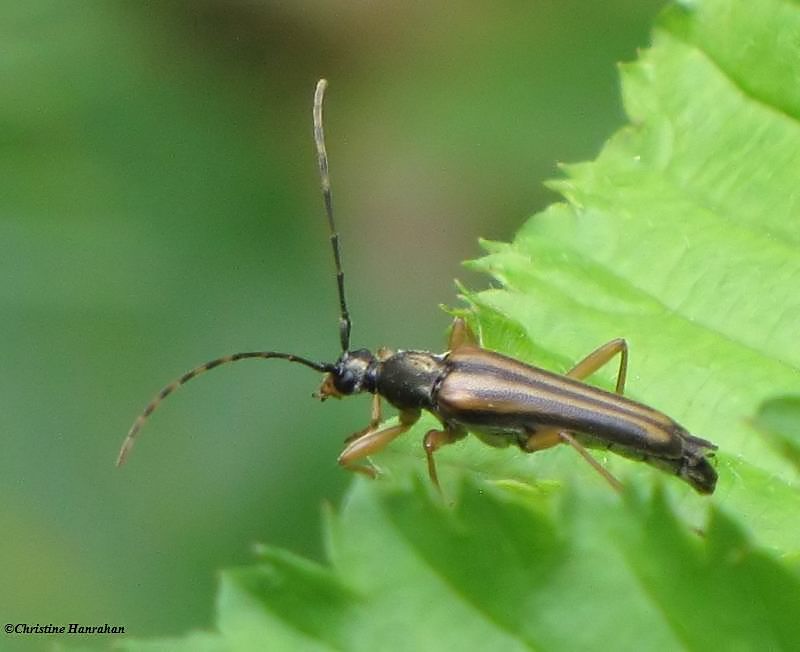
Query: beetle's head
xmin=316 ymin=349 xmax=376 ymax=400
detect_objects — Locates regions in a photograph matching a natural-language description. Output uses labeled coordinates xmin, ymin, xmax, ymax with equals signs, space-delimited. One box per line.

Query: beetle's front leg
xmin=448 ymin=317 xmax=479 ymax=350
xmin=338 ymin=408 xmax=420 ymax=478
xmin=423 ymin=426 xmax=466 ymax=491
xmin=344 ymin=393 xmax=382 ymax=444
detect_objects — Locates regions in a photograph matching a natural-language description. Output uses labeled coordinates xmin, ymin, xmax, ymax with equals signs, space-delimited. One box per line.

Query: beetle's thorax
xmin=374 ymin=350 xmax=447 ymax=411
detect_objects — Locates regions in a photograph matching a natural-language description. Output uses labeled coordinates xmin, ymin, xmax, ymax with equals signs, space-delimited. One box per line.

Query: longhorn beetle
xmin=117 ymin=79 xmax=718 ymax=495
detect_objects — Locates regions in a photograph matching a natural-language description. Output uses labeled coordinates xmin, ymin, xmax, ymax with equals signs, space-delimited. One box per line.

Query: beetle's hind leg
xmin=522 ymin=427 xmax=624 ymax=493
xmin=522 ymin=339 xmax=630 ymax=492
xmin=338 ymin=408 xmax=420 ymax=478
xmin=567 ymin=337 xmax=628 ymax=394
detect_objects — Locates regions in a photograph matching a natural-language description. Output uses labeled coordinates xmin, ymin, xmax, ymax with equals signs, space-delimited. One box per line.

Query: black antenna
xmin=117 ymin=352 xmax=332 ymax=466
xmin=314 ymin=79 xmax=352 ymax=351
xmin=118 ymin=81 xmax=349 ymax=468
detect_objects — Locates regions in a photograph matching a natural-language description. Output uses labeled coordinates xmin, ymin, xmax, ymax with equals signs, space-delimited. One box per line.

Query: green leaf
xmin=464 ymin=0 xmax=800 ymax=554
xmin=121 ymin=480 xmax=800 ymax=652
xmin=751 ymin=396 xmax=800 ymax=472
xmin=120 ymin=0 xmax=800 ymax=649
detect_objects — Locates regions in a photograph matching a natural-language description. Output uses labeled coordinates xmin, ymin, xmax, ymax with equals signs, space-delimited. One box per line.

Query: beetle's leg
xmin=524 ymin=422 xmax=623 ymax=492
xmin=558 ymin=432 xmax=623 ymax=492
xmin=566 ymin=338 xmax=628 ymax=394
xmin=376 ymin=346 xmax=394 ymax=362
xmin=523 ymin=340 xmax=628 ymax=444
xmin=344 ymin=393 xmax=382 ymax=443
xmin=338 ymin=409 xmax=420 ymax=478
xmin=423 ymin=426 xmax=467 ymax=491
xmin=448 ymin=317 xmax=479 ymax=350
xmin=523 ymin=428 xmax=623 ymax=493
xmin=522 ymin=428 xmax=563 ymax=452
xmin=521 ymin=340 xmax=629 ymax=492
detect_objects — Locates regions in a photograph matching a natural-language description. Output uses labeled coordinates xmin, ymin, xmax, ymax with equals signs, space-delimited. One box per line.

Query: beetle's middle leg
xmin=423 ymin=426 xmax=466 ymax=491
xmin=338 ymin=408 xmax=420 ymax=478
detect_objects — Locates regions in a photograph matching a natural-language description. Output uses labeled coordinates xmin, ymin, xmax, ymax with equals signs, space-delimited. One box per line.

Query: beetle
xmin=117 ymin=79 xmax=718 ymax=495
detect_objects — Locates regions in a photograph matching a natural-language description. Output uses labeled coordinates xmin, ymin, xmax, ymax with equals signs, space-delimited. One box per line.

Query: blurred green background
xmin=1 ymin=0 xmax=664 ymax=646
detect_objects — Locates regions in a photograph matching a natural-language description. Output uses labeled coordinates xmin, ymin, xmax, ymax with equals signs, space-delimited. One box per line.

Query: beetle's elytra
xmin=118 ymin=79 xmax=718 ymax=495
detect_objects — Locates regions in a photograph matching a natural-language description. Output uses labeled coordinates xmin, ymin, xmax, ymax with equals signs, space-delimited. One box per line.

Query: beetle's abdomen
xmin=435 ymin=348 xmax=685 ymax=458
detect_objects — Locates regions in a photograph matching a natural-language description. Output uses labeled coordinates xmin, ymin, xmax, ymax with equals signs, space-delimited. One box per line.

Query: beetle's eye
xmin=334 ymin=369 xmax=357 ymax=394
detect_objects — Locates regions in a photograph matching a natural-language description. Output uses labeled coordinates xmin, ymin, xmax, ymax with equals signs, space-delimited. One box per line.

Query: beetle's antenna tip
xmin=312 ymin=78 xmax=352 ymax=352
xmin=115 ymin=441 xmax=131 ymax=467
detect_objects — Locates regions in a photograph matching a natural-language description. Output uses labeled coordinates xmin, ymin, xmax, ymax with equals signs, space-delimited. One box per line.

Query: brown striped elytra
xmin=118 ymin=79 xmax=718 ymax=495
